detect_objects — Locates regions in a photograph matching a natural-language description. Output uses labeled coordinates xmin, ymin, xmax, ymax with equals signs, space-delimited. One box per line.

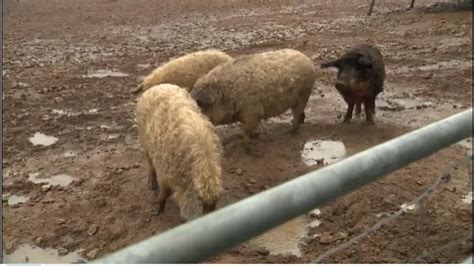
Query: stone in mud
xmin=319 ymin=233 xmax=335 ymax=244
xmin=336 ymin=232 xmax=348 ymax=240
xmin=41 ymin=195 xmax=55 ymax=203
xmin=58 ymin=247 xmax=69 ymax=255
xmin=35 ymin=237 xmax=43 ymax=245
xmin=87 ymin=224 xmax=98 ymax=236
xmin=86 ymin=248 xmax=99 ymax=259
xmin=255 ymin=247 xmax=270 ymax=256
xmin=236 ymin=168 xmax=243 ymax=176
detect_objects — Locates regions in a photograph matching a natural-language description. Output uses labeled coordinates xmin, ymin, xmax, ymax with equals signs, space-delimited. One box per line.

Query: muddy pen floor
xmin=2 ymin=0 xmax=473 ymax=263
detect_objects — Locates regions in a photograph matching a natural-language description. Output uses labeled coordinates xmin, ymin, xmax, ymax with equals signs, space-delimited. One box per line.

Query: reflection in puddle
xmin=28 ymin=173 xmax=74 ymax=187
xmin=246 ymin=216 xmax=309 ymax=257
xmin=83 ymin=69 xmax=129 ymax=78
xmin=302 ymin=140 xmax=346 ymax=166
xmin=29 ymin=132 xmax=58 ymax=147
xmin=3 ymin=244 xmax=85 ymax=263
xmin=7 ymin=195 xmax=30 ymax=206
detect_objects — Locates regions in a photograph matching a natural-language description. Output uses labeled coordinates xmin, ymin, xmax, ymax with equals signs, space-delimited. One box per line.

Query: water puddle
xmin=3 ymin=244 xmax=85 ymax=263
xmin=461 ymin=192 xmax=472 ymax=204
xmin=62 ymin=151 xmax=77 ymax=158
xmin=28 ymin=173 xmax=74 ymax=187
xmin=29 ymin=132 xmax=58 ymax=147
xmin=390 ymin=60 xmax=472 ymax=74
xmin=246 ymin=216 xmax=309 ymax=257
xmin=7 ymin=195 xmax=30 ymax=206
xmin=137 ymin=63 xmax=151 ymax=69
xmin=267 ymin=115 xmax=292 ymax=123
xmin=51 ymin=109 xmax=66 ymax=115
xmin=83 ymin=69 xmax=129 ymax=78
xmin=301 ymin=140 xmax=346 ymax=166
xmin=88 ymin=108 xmax=99 ymax=114
xmin=400 ymin=203 xmax=417 ymax=212
xmin=378 ymin=96 xmax=433 ymax=111
xmin=375 ymin=211 xmax=395 ymax=218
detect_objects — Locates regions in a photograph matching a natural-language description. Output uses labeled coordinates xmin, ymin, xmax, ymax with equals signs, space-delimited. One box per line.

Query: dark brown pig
xmin=321 ymin=43 xmax=385 ymax=125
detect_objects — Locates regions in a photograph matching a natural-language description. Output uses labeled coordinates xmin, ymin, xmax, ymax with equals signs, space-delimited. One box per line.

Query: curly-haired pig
xmin=136 ymin=83 xmax=223 ymax=220
xmin=190 ymin=49 xmax=317 ymax=154
xmin=133 ymin=50 xmax=233 ymax=94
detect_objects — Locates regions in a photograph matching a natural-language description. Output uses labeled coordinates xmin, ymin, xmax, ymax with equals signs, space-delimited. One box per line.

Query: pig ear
xmin=191 ymin=89 xmax=215 ymax=106
xmin=358 ymin=55 xmax=373 ymax=68
xmin=320 ymin=58 xmax=342 ymax=69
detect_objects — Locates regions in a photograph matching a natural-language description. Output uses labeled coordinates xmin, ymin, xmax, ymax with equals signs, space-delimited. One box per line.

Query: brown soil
xmin=2 ymin=0 xmax=472 ymax=263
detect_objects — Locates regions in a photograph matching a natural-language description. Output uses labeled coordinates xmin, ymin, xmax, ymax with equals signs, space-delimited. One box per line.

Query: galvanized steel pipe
xmin=93 ymin=108 xmax=473 ymax=264
xmin=462 ymin=255 xmax=473 ymax=264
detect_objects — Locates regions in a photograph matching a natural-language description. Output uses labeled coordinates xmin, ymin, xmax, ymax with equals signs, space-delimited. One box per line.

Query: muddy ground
xmin=2 ymin=0 xmax=473 ymax=263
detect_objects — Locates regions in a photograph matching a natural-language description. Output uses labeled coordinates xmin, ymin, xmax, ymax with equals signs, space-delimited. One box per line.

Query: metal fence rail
xmin=462 ymin=255 xmax=473 ymax=264
xmin=92 ymin=108 xmax=472 ymax=264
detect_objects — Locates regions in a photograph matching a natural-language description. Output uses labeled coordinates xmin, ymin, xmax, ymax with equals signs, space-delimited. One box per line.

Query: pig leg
xmin=355 ymin=102 xmax=362 ymax=118
xmin=290 ymin=89 xmax=311 ymax=133
xmin=364 ymin=98 xmax=375 ymax=125
xmin=153 ymin=182 xmax=171 ymax=216
xmin=241 ymin=115 xmax=263 ymax=157
xmin=146 ymin=155 xmax=158 ymax=191
xmin=342 ymin=96 xmax=355 ymax=123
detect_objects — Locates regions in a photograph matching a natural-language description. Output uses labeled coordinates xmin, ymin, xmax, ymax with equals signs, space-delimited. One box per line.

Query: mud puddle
xmin=301 ymin=140 xmax=346 ymax=166
xmin=6 ymin=194 xmax=30 ymax=206
xmin=62 ymin=151 xmax=77 ymax=158
xmin=389 ymin=59 xmax=472 ymax=75
xmin=461 ymin=192 xmax=472 ymax=204
xmin=3 ymin=244 xmax=85 ymax=263
xmin=246 ymin=216 xmax=309 ymax=257
xmin=83 ymin=69 xmax=129 ymax=78
xmin=28 ymin=173 xmax=74 ymax=187
xmin=137 ymin=63 xmax=151 ymax=69
xmin=29 ymin=132 xmax=58 ymax=147
xmin=377 ymin=95 xmax=433 ymax=111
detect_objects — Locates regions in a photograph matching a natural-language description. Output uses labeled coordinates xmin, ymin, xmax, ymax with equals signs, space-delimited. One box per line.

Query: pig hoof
xmin=149 ymin=183 xmax=158 ymax=191
xmin=342 ymin=119 xmax=351 ymax=124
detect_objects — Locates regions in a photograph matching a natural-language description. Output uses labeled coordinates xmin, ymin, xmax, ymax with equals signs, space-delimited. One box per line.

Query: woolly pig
xmin=321 ymin=43 xmax=385 ymax=125
xmin=132 ymin=50 xmax=233 ymax=93
xmin=191 ymin=49 xmax=316 ymax=154
xmin=135 ymin=83 xmax=223 ymax=220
